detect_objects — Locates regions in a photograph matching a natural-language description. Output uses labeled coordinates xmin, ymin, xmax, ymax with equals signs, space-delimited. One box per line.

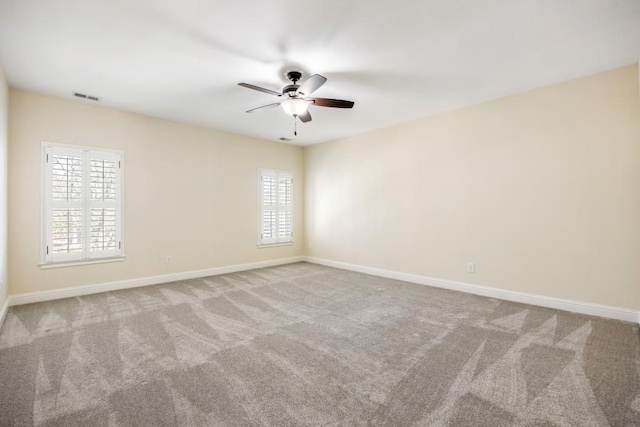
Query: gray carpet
xmin=0 ymin=262 xmax=638 ymax=426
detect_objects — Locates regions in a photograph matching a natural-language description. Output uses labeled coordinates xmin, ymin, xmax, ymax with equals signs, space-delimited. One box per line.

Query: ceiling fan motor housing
xmin=283 ymin=84 xmax=300 ymax=96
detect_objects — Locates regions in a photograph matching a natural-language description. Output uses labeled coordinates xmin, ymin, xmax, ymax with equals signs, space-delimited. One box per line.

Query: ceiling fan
xmin=238 ymin=71 xmax=354 ymax=127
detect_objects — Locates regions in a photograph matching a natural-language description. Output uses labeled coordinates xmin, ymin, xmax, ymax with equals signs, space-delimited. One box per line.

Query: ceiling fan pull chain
xmin=294 ymin=116 xmax=297 ymax=136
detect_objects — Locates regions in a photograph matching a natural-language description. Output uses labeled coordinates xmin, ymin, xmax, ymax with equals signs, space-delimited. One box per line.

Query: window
xmin=42 ymin=143 xmax=123 ymax=265
xmin=259 ymin=169 xmax=293 ymax=245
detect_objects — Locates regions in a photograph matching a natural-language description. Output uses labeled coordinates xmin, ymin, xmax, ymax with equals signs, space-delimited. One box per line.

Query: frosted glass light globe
xmin=281 ymin=98 xmax=311 ymax=116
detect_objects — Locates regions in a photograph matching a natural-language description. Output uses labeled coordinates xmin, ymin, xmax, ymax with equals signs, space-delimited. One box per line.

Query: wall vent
xmin=73 ymin=92 xmax=101 ymax=102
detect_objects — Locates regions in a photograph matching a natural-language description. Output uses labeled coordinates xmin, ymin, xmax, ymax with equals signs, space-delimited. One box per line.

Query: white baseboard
xmin=7 ymin=256 xmax=304 ymax=307
xmin=0 ymin=297 xmax=9 ymax=327
xmin=4 ymin=255 xmax=637 ymax=326
xmin=303 ymin=256 xmax=640 ymax=324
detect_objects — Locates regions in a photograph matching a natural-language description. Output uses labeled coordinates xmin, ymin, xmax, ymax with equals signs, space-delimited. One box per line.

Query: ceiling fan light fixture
xmin=281 ymin=98 xmax=311 ymax=117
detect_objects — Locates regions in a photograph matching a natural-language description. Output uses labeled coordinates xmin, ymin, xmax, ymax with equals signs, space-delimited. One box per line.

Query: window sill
xmin=257 ymin=242 xmax=293 ymax=248
xmin=40 ymin=256 xmax=126 ymax=269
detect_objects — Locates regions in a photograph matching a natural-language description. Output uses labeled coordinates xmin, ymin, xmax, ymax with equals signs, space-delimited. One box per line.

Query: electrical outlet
xmin=166 ymin=256 xmax=172 ymax=264
xmin=467 ymin=262 xmax=475 ymax=273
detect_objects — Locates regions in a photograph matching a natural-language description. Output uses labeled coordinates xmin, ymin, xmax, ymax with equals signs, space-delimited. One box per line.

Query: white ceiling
xmin=0 ymin=0 xmax=639 ymax=145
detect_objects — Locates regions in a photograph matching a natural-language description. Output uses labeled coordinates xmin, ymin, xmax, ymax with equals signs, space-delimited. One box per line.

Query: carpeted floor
xmin=0 ymin=262 xmax=638 ymax=426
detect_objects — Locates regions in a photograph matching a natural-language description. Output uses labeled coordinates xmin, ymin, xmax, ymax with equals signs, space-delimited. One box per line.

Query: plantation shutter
xmin=47 ymin=148 xmax=85 ymax=262
xmin=44 ymin=144 xmax=122 ymax=264
xmin=278 ymin=175 xmax=292 ymax=239
xmin=88 ymin=151 xmax=121 ymax=258
xmin=260 ymin=170 xmax=293 ymax=244
xmin=261 ymin=173 xmax=277 ymax=243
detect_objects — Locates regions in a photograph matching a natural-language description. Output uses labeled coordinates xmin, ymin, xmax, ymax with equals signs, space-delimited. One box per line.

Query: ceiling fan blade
xmin=246 ymin=102 xmax=281 ymax=113
xmin=296 ymin=74 xmax=327 ymax=96
xmin=308 ymin=97 xmax=354 ymax=108
xmin=298 ymin=110 xmax=312 ymax=123
xmin=238 ymin=83 xmax=282 ymax=97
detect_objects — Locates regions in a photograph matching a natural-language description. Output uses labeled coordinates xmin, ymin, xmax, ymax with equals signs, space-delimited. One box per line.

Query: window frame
xmin=258 ymin=168 xmax=293 ymax=247
xmin=41 ymin=141 xmax=125 ymax=267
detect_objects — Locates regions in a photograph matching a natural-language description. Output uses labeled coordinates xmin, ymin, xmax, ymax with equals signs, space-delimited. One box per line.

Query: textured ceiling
xmin=0 ymin=0 xmax=639 ymax=145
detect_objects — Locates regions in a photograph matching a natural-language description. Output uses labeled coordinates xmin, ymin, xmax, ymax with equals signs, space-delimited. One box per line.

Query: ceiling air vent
xmin=73 ymin=92 xmax=101 ymax=102
xmin=279 ymin=137 xmax=293 ymax=142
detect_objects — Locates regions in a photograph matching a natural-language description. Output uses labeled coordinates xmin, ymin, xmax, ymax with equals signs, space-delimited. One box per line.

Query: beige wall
xmin=9 ymin=90 xmax=304 ymax=294
xmin=0 ymin=67 xmax=7 ymax=309
xmin=305 ymin=64 xmax=640 ymax=310
xmin=6 ymin=65 xmax=640 ymax=311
